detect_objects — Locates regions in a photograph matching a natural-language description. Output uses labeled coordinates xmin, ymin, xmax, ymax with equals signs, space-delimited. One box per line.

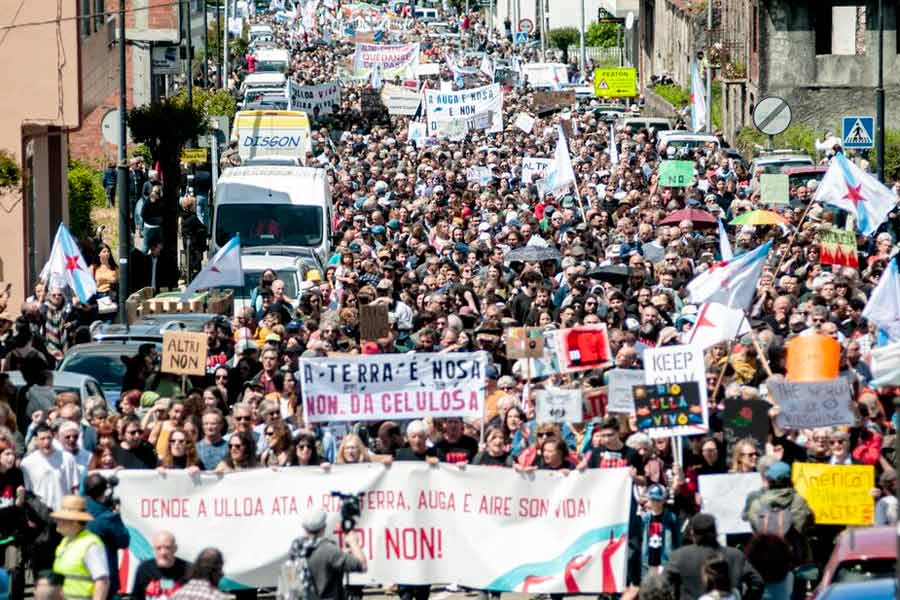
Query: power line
xmin=0 ymin=0 xmax=189 ymax=32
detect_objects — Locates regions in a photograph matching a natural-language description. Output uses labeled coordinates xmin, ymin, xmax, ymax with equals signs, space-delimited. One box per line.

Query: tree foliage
xmin=548 ymin=27 xmax=579 ymax=63
xmin=585 ymin=21 xmax=618 ymax=48
xmin=0 ymin=149 xmax=21 ymax=188
xmin=173 ymin=87 xmax=237 ymax=120
xmin=68 ymin=161 xmax=104 ymax=240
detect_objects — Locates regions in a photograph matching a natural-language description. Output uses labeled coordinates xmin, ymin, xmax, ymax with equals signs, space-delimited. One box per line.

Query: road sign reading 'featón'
xmin=753 ymin=96 xmax=792 ymax=136
xmin=593 ymin=68 xmax=637 ymax=98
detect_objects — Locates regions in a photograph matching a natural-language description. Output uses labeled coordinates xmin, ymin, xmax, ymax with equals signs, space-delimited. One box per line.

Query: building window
xmin=81 ymin=0 xmax=92 ymax=36
xmin=93 ymin=0 xmax=105 ymax=33
xmin=815 ymin=5 xmax=865 ymax=55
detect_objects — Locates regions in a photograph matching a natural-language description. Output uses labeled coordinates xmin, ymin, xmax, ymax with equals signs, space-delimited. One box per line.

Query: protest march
xmin=2 ymin=0 xmax=900 ymax=599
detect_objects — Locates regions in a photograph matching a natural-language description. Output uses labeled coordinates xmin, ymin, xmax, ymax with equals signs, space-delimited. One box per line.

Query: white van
xmin=240 ymin=72 xmax=287 ymax=96
xmin=414 ymin=7 xmax=439 ymax=21
xmin=212 ymin=166 xmax=333 ymax=264
xmin=254 ymin=48 xmax=290 ymax=73
xmin=231 ymin=110 xmax=313 ymax=163
xmin=249 ymin=24 xmax=274 ymax=43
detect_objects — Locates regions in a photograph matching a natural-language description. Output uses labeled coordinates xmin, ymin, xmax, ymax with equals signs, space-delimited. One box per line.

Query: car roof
xmin=240 ymin=254 xmax=302 ymax=270
xmin=5 ymin=370 xmax=99 ymax=387
xmin=820 ymin=579 xmax=897 ymax=600
xmin=783 ymin=165 xmax=828 ymax=174
xmin=831 ymin=526 xmax=897 ymax=562
xmin=754 ymin=153 xmax=813 ymax=163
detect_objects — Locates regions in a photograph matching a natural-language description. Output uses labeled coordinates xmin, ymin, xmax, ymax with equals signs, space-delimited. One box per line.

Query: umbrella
xmin=504 ymin=246 xmax=562 ymax=264
xmin=659 ymin=208 xmax=717 ymax=228
xmin=587 ymin=265 xmax=630 ymax=285
xmin=730 ymin=210 xmax=789 ymax=226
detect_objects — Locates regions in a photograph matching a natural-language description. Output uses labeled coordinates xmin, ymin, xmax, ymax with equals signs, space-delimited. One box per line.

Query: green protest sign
xmin=658 ymin=161 xmax=695 ymax=187
xmin=760 ymin=174 xmax=789 ymax=204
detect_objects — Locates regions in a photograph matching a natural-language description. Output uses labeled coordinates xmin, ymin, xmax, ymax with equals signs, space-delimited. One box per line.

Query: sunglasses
xmin=125 ymin=429 xmax=141 ymax=436
xmin=229 ymin=443 xmax=244 ymax=449
xmin=831 ymin=439 xmax=848 ymax=445
xmin=537 ymin=432 xmax=554 ymax=438
xmin=215 ymin=375 xmax=228 ymax=380
xmin=742 ymin=452 xmax=758 ymax=457
xmin=235 ymin=416 xmax=251 ymax=422
xmin=265 ymin=430 xmax=276 ymax=436
xmin=298 ymin=445 xmax=312 ymax=450
xmin=171 ymin=438 xmax=187 ymax=444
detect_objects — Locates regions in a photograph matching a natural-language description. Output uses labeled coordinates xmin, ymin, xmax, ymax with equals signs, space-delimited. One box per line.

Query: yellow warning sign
xmin=180 ymin=148 xmax=209 ymax=164
xmin=593 ymin=68 xmax=638 ymax=98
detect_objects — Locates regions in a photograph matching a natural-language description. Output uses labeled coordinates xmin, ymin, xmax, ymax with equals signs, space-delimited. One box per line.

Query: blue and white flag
xmin=862 ymin=258 xmax=900 ymax=343
xmin=543 ymin=125 xmax=576 ymax=197
xmin=40 ymin=223 xmax=98 ymax=303
xmin=180 ymin=235 xmax=244 ymax=301
xmin=690 ymin=60 xmax=707 ymax=133
xmin=687 ymin=240 xmax=772 ymax=309
xmin=718 ymin=219 xmax=733 ymax=260
xmin=815 ymin=152 xmax=897 ymax=236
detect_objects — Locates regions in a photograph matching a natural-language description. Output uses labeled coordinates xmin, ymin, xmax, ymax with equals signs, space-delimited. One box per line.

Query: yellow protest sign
xmin=792 ymin=462 xmax=874 ymax=526
xmin=181 ymin=148 xmax=208 ymax=164
xmin=593 ymin=68 xmax=638 ymax=98
xmin=162 ymin=331 xmax=207 ymax=376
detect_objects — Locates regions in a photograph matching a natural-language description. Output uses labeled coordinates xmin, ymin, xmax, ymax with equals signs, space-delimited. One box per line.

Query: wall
xmin=638 ymin=0 xmax=705 ymax=89
xmin=0 ymin=0 xmax=80 ymax=305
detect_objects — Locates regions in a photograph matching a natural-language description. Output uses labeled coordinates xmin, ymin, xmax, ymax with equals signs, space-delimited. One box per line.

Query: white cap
xmin=302 ymin=509 xmax=327 ymax=533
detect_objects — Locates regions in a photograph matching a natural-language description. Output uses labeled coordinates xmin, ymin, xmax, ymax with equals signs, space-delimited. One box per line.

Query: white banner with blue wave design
xmin=115 ymin=463 xmax=631 ymax=592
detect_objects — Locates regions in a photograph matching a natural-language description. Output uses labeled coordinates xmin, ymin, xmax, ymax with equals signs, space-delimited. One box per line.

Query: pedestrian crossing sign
xmin=842 ymin=116 xmax=875 ymax=149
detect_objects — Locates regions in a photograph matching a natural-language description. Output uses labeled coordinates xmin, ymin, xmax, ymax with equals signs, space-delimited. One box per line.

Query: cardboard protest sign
xmin=466 ymin=166 xmax=494 ymax=185
xmin=699 ymin=473 xmax=763 ymax=534
xmin=521 ymin=157 xmax=554 ymax=186
xmin=535 ymin=387 xmax=583 ymax=423
xmin=820 ymin=227 xmax=859 ymax=269
xmin=514 ymin=112 xmax=535 ymax=133
xmin=643 ymin=344 xmax=708 ymax=435
xmin=606 ymin=369 xmax=644 ymax=414
xmin=658 ymin=161 xmax=695 ymax=187
xmin=768 ymin=379 xmax=855 ymax=429
xmin=583 ymin=386 xmax=608 ymax=420
xmin=380 ymin=83 xmax=421 ymax=116
xmin=786 ymin=334 xmax=841 ymax=382
xmin=359 ymin=303 xmax=390 ymax=341
xmin=506 ymin=327 xmax=545 ymax=359
xmin=793 ymin=462 xmax=874 ymax=526
xmin=555 ymin=325 xmax=612 ymax=372
xmin=723 ymin=399 xmax=771 ymax=449
xmin=360 ymin=89 xmax=384 ymax=116
xmin=633 ymin=382 xmax=704 ymax=438
xmin=759 ymin=174 xmax=789 ymax=205
xmin=532 ymin=90 xmax=576 ymax=113
xmin=162 ymin=331 xmax=207 ymax=376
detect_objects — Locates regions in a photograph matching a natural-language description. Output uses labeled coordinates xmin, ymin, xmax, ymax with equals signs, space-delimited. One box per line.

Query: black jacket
xmin=664 ymin=542 xmax=764 ymax=600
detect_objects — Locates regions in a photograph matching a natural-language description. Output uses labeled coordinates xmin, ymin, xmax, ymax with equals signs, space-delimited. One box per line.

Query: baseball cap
xmin=647 ymin=484 xmax=667 ymax=501
xmin=302 ymin=509 xmax=328 ymax=533
xmin=765 ymin=461 xmax=791 ymax=483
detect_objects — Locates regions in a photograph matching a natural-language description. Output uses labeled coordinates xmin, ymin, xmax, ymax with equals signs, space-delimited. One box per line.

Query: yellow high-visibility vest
xmin=53 ymin=529 xmax=104 ymax=599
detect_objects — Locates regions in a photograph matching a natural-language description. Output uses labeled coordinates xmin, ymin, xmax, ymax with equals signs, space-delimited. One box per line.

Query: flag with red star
xmin=687 ymin=302 xmax=751 ymax=349
xmin=686 ymin=240 xmax=772 ymax=309
xmin=815 ymin=152 xmax=897 ymax=236
xmin=39 ymin=223 xmax=97 ymax=303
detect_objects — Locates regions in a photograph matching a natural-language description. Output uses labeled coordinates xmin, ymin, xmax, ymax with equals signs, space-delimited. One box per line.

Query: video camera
xmin=331 ymin=491 xmax=363 ymax=533
xmin=86 ymin=473 xmax=120 ymax=510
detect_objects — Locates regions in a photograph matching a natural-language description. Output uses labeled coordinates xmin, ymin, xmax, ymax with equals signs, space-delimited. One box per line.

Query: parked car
xmin=817 ymin=578 xmax=896 ymax=600
xmin=91 ymin=314 xmax=220 ymax=344
xmin=57 ymin=341 xmax=159 ymax=406
xmin=783 ymin=165 xmax=828 ymax=190
xmin=815 ymin=526 xmax=896 ymax=596
xmin=226 ymin=250 xmax=325 ymax=315
xmin=750 ymin=149 xmax=814 ymax=175
xmin=6 ymin=371 xmax=106 ymax=410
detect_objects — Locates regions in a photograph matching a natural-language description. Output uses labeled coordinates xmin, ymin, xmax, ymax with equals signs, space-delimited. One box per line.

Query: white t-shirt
xmin=83 ymin=541 xmax=110 ymax=580
xmin=21 ymin=449 xmax=80 ymax=511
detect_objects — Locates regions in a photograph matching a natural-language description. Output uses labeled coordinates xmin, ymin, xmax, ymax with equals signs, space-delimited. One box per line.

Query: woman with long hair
xmin=335 ymin=433 xmax=371 ymax=465
xmin=729 ymin=438 xmax=760 ymax=473
xmin=216 ymin=431 xmax=259 ymax=472
xmin=472 ymin=427 xmax=511 ymax=466
xmin=158 ymin=427 xmax=202 ymax=474
xmin=148 ymin=398 xmax=188 ymax=457
xmin=90 ymin=243 xmax=119 ymax=299
xmin=260 ymin=422 xmax=294 ymax=467
xmin=291 ymin=432 xmax=323 ymax=466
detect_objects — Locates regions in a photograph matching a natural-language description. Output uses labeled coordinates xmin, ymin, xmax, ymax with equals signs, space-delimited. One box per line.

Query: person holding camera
xmin=84 ymin=474 xmax=130 ymax=599
xmin=285 ymin=509 xmax=367 ymax=600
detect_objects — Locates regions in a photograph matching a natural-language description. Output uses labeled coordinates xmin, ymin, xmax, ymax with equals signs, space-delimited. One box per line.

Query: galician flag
xmin=180 ymin=235 xmax=244 ymax=301
xmin=686 ymin=240 xmax=773 ymax=309
xmin=688 ymin=302 xmax=750 ymax=349
xmin=690 ymin=60 xmax=707 ymax=133
xmin=718 ymin=219 xmax=733 ymax=261
xmin=39 ymin=223 xmax=98 ymax=303
xmin=543 ymin=125 xmax=576 ymax=197
xmin=862 ymin=258 xmax=900 ymax=343
xmin=815 ymin=152 xmax=897 ymax=236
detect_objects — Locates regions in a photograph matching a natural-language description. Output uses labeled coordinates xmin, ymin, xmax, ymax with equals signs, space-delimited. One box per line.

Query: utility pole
xmin=705 ymin=0 xmax=712 ymax=132
xmin=876 ymin=0 xmax=885 ymax=182
xmin=186 ymin=0 xmax=193 ymax=106
xmin=579 ymin=0 xmax=586 ymax=77
xmin=117 ymin=0 xmax=130 ymax=324
xmin=223 ymin=0 xmax=229 ymax=90
xmin=203 ymin=0 xmax=209 ymax=88
xmin=215 ymin=0 xmax=221 ymax=88
xmin=538 ymin=0 xmax=545 ymax=60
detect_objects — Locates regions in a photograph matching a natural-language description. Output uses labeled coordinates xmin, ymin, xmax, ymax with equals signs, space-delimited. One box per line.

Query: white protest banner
xmin=291 ymin=81 xmax=342 ymax=115
xmin=521 ymin=62 xmax=568 ymax=88
xmin=299 ymin=352 xmax=487 ymax=423
xmin=768 ymin=378 xmax=855 ymax=429
xmin=353 ymin=42 xmax=420 ymax=79
xmin=417 ymin=62 xmax=441 ymax=77
xmin=467 ymin=166 xmax=493 ymax=185
xmin=515 ymin=112 xmax=536 ymax=133
xmin=535 ymin=387 xmax=583 ymax=423
xmin=521 ymin=157 xmax=554 ymax=186
xmin=699 ymin=473 xmax=762 ymax=534
xmin=606 ymin=369 xmax=644 ymax=414
xmin=116 ymin=464 xmax=632 ymax=593
xmin=380 ymin=82 xmax=421 ymax=115
xmin=426 ymin=83 xmax=503 ymax=138
xmin=643 ymin=344 xmax=709 ymax=436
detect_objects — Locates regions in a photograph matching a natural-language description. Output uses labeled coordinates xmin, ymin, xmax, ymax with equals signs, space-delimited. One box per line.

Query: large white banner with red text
xmin=298 ymin=352 xmax=488 ymax=423
xmin=115 ymin=464 xmax=631 ymax=593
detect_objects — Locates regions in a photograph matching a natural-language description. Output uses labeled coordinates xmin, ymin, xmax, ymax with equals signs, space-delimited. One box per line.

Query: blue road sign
xmin=843 ymin=116 xmax=875 ymax=149
xmin=514 ymin=32 xmax=529 ymax=45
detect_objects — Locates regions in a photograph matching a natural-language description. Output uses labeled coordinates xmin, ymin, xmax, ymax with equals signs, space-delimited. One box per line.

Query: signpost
xmin=752 ymin=96 xmax=792 ymax=147
xmin=592 ymin=68 xmax=637 ymax=98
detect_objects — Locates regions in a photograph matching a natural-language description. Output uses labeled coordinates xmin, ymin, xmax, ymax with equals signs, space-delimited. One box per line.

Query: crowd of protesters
xmin=0 ymin=2 xmax=899 ymax=599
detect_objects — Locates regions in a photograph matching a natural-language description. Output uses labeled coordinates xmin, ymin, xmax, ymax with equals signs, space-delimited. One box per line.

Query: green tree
xmin=173 ymin=87 xmax=237 ymax=120
xmin=67 ymin=161 xmax=104 ymax=241
xmin=585 ymin=21 xmax=618 ymax=48
xmin=128 ymin=99 xmax=208 ymax=260
xmin=548 ymin=27 xmax=579 ymax=64
xmin=0 ymin=149 xmax=21 ymax=188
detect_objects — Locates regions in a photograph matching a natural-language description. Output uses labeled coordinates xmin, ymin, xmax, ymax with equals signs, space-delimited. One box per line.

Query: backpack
xmin=278 ymin=537 xmax=322 ymax=600
xmin=754 ymin=499 xmax=805 ymax=565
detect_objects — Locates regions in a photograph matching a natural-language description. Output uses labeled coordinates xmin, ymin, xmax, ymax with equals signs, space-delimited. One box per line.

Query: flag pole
xmin=742 ymin=311 xmax=774 ymax=378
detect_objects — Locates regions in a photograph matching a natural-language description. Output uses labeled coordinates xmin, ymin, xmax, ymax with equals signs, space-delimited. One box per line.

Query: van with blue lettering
xmin=212 ymin=166 xmax=333 ymax=265
xmin=232 ymin=110 xmax=312 ymax=163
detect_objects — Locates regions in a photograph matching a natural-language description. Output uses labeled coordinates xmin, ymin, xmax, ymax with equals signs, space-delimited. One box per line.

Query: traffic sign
xmin=752 ymin=96 xmax=792 ymax=136
xmin=593 ymin=67 xmax=637 ymax=98
xmin=181 ymin=148 xmax=209 ymax=164
xmin=513 ymin=32 xmax=529 ymax=45
xmin=518 ymin=18 xmax=533 ymax=33
xmin=842 ymin=116 xmax=875 ymax=149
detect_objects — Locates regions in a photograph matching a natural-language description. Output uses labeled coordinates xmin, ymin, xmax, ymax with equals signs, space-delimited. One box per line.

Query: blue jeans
xmin=134 ymin=196 xmax=146 ymax=231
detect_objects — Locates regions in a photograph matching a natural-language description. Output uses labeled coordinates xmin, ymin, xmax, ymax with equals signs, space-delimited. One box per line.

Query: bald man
xmin=131 ymin=531 xmax=191 ymax=599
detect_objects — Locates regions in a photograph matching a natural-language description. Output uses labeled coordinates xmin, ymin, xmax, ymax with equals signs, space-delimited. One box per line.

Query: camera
xmin=85 ymin=473 xmax=120 ymax=510
xmin=101 ymin=475 xmax=120 ymax=509
xmin=331 ymin=491 xmax=363 ymax=532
